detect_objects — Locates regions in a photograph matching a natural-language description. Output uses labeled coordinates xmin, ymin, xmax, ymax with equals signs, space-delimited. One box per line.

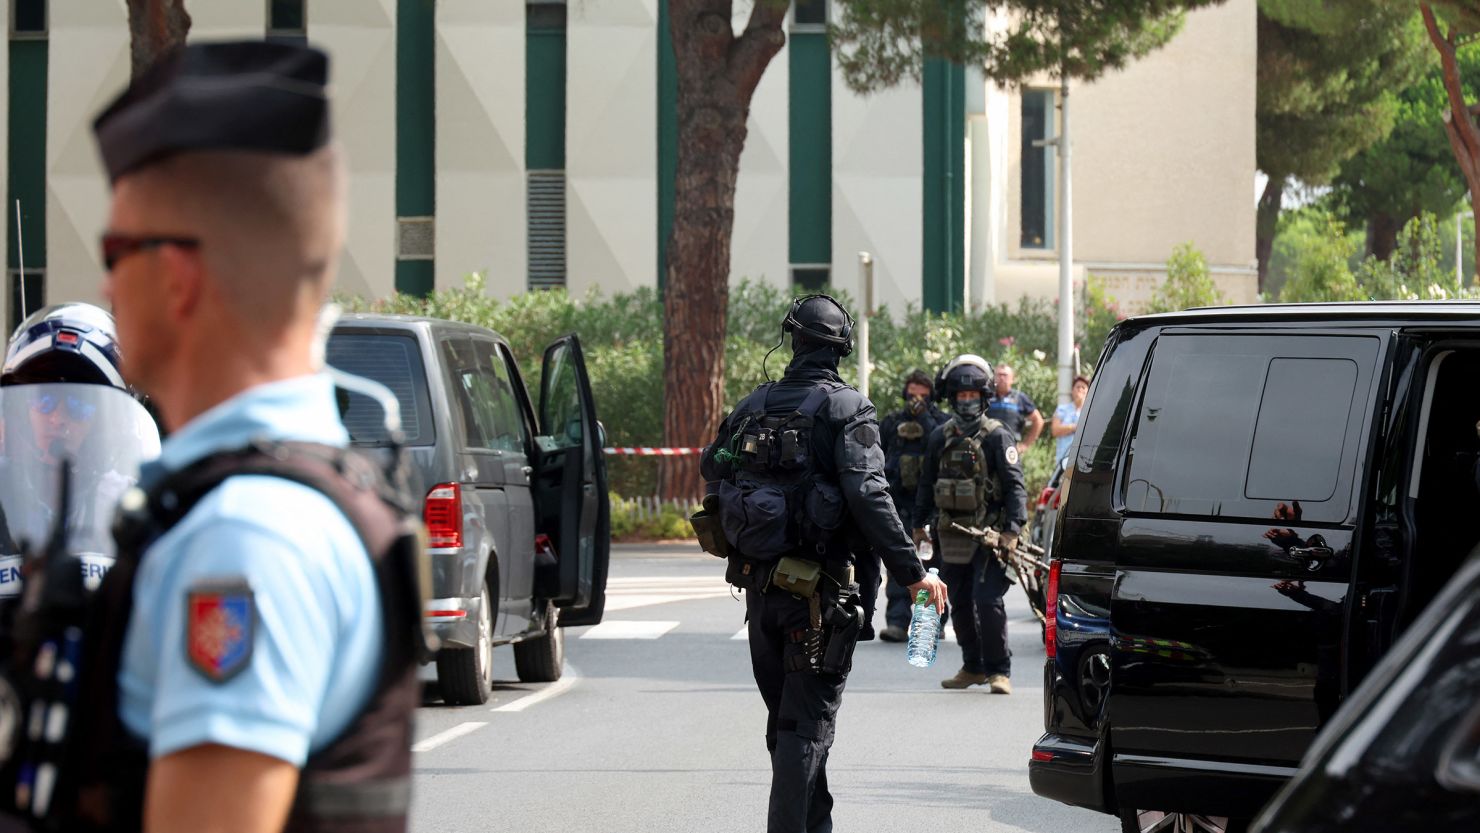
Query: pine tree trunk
xmin=1369 ymin=213 xmax=1400 ymax=261
xmin=126 ymin=0 xmax=192 ymax=80
xmin=659 ymin=1 xmax=785 ymax=501
xmin=1256 ymin=176 xmax=1284 ymax=295
xmin=1423 ymin=5 xmax=1480 ymax=287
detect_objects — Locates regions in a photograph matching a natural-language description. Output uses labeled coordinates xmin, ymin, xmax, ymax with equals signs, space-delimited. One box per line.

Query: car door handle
xmin=1289 ymin=544 xmax=1334 ymax=571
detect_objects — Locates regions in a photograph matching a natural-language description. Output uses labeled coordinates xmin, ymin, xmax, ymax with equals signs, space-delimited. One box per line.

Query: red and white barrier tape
xmin=603 ymin=447 xmax=704 ymax=456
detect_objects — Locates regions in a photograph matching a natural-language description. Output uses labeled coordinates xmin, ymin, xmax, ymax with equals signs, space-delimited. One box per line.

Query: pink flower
xmin=998 ymin=336 xmax=1015 ymax=347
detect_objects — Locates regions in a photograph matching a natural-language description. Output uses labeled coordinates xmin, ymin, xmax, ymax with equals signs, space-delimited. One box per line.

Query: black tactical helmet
xmin=934 ymin=354 xmax=992 ymax=401
xmin=2 ymin=303 xmax=128 ymax=389
xmin=783 ymin=294 xmax=854 ymax=357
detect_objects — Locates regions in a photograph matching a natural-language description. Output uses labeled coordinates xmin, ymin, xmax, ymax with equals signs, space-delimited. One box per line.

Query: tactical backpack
xmin=934 ymin=418 xmax=1005 ymax=564
xmin=714 ymin=383 xmax=845 ymax=560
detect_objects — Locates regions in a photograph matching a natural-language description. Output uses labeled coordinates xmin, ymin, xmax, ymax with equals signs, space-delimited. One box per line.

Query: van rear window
xmin=326 ymin=333 xmax=435 ymax=446
xmin=1123 ymin=335 xmax=1376 ymax=522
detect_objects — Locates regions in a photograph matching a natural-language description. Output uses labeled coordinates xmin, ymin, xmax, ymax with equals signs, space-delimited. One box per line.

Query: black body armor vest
xmin=60 ymin=441 xmax=426 ymax=833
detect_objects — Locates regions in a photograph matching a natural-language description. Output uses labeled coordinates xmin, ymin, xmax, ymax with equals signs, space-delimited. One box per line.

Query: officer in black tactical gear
xmin=871 ymin=369 xmax=948 ymax=642
xmin=914 ymin=355 xmax=1026 ymax=694
xmin=698 ymin=294 xmax=948 ymax=833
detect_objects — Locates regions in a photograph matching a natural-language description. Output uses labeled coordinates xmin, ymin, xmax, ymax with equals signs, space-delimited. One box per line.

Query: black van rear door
xmin=1108 ymin=331 xmax=1387 ymax=807
xmin=534 ymin=335 xmax=610 ymax=626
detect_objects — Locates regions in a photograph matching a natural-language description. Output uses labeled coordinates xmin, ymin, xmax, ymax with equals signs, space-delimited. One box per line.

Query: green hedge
xmin=339 ymin=276 xmax=1100 ymax=499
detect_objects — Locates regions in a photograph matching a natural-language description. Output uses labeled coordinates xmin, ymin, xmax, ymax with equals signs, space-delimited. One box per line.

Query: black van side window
xmin=1123 ymin=335 xmax=1378 ymax=522
xmin=1246 ymin=358 xmax=1359 ymax=501
xmin=1125 ymin=352 xmax=1266 ymax=516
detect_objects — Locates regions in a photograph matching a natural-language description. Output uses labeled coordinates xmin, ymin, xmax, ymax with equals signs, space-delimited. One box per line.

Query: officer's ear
xmin=160 ymin=243 xmax=206 ymax=323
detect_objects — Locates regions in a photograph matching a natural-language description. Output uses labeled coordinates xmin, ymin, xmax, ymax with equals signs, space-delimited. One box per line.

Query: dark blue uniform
xmin=867 ymin=404 xmax=948 ymax=631
xmin=702 ymin=347 xmax=925 ymax=833
xmin=914 ymin=418 xmax=1027 ymax=679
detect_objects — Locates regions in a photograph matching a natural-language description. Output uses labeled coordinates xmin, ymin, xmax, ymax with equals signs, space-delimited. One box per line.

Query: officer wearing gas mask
xmin=871 ymin=369 xmax=948 ymax=643
xmin=914 ymin=355 xmax=1026 ymax=694
xmin=698 ymin=294 xmax=947 ymax=833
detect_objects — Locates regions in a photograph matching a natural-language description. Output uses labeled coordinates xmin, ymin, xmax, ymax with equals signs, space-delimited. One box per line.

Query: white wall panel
xmin=566 ymin=0 xmax=657 ymax=296
xmin=729 ymin=9 xmax=788 ymax=290
xmin=312 ymin=0 xmax=396 ymax=301
xmin=831 ymin=68 xmax=922 ymax=317
xmin=436 ymin=1 xmax=525 ymax=298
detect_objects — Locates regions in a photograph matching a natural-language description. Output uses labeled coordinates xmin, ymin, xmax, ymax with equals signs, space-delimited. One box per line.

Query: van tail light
xmin=1051 ymin=487 xmax=1064 ymax=510
xmin=1044 ymin=559 xmax=1062 ymax=659
xmin=425 ymin=483 xmax=463 ymax=548
xmin=1036 ymin=487 xmax=1055 ymax=509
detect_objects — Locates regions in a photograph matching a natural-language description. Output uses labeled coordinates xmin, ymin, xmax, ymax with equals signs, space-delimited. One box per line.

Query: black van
xmin=1029 ymin=303 xmax=1480 ymax=832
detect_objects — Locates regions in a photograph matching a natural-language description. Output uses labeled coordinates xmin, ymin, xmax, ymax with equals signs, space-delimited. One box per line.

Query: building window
xmin=1020 ymin=89 xmax=1054 ymax=250
xmin=12 ymin=0 xmax=46 ymax=38
xmin=267 ymin=0 xmax=306 ymax=44
xmin=527 ymin=0 xmax=567 ymax=29
xmin=794 ymin=0 xmax=827 ymax=27
xmin=9 ymin=269 xmax=43 ymax=333
xmin=791 ymin=266 xmax=829 ymax=291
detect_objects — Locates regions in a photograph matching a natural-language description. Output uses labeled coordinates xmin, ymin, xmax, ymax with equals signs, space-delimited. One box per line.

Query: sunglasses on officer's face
xmin=31 ymin=393 xmax=98 ymax=422
xmin=99 ymin=233 xmax=200 ymax=272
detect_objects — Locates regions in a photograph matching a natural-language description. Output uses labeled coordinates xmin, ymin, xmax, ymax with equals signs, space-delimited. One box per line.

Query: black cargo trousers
xmin=745 ymin=585 xmax=848 ymax=833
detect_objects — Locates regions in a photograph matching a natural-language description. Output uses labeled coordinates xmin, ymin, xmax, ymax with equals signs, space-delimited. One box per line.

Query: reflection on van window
xmin=543 ymin=348 xmax=583 ymax=449
xmin=1126 ymin=352 xmax=1265 ymax=515
xmin=1246 ymin=358 xmax=1358 ymax=501
xmin=1125 ymin=339 xmax=1365 ymax=520
xmin=326 ymin=334 xmax=434 ymax=446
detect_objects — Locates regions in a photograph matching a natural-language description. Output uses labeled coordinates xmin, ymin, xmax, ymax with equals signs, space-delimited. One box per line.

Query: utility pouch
xmin=725 ymin=555 xmax=771 ymax=592
xmin=937 ymin=521 xmax=979 ymax=565
xmin=689 ymin=494 xmax=732 ymax=559
xmin=772 ymin=556 xmax=822 ymax=597
xmin=821 ymin=600 xmax=864 ymax=675
xmin=934 ymin=478 xmax=979 ymax=512
xmin=899 ymin=453 xmax=923 ymax=490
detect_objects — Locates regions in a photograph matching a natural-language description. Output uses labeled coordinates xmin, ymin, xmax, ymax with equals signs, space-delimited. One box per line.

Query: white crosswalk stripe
xmin=603 ymin=575 xmax=734 ymax=612
xmin=580 ymin=620 xmax=680 ymax=640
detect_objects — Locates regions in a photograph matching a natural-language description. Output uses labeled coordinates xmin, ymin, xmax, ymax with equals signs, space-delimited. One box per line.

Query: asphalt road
xmin=410 ymin=544 xmax=1118 ymax=833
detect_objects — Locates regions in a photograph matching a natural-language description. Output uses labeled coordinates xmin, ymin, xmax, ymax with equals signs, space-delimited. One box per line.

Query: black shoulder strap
xmin=737 ymin=382 xmax=776 ymax=418
xmin=794 ymin=383 xmax=835 ymax=419
xmin=146 ymin=441 xmax=393 ymax=546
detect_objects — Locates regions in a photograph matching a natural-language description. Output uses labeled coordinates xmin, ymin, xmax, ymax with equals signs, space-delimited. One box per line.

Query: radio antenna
xmin=14 ymin=200 xmax=26 ymax=322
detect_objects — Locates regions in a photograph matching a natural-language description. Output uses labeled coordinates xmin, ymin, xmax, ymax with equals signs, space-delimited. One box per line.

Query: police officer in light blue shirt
xmin=116 ymin=374 xmax=381 ymax=768
xmin=61 ymin=41 xmax=420 ymax=833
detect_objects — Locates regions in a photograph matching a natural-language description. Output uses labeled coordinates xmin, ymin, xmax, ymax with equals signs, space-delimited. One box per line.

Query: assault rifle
xmin=949 ymin=522 xmax=1051 ymax=624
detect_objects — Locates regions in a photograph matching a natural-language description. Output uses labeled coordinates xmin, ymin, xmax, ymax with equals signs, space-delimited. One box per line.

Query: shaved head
xmin=119 ymin=145 xmax=346 ymax=333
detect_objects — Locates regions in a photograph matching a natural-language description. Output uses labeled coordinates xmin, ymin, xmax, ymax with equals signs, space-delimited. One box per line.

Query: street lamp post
xmin=1055 ymin=75 xmax=1073 ymax=406
xmin=858 ymin=251 xmax=873 ymax=399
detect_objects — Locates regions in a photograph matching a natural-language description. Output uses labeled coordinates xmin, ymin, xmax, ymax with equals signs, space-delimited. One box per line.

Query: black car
xmin=1029 ymin=302 xmax=1480 ymax=832
xmin=326 ymin=314 xmax=610 ymax=705
xmin=1251 ymin=545 xmax=1480 ymax=833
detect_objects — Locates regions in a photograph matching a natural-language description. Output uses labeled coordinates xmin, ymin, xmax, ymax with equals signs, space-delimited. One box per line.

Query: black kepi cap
xmin=93 ymin=40 xmax=330 ymax=182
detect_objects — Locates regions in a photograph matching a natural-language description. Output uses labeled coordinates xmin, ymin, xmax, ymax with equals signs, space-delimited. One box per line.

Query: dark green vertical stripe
xmin=921 ymin=58 xmax=964 ymax=313
xmin=7 ymin=40 xmax=46 ymax=276
xmin=788 ymin=32 xmax=831 ymax=272
xmin=526 ymin=18 xmax=566 ymax=169
xmin=656 ymin=0 xmax=676 ymax=292
xmin=395 ymin=0 xmax=435 ymax=296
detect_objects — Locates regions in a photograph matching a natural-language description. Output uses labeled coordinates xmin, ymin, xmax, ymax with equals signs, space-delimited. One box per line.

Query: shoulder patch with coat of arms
xmin=186 ymin=579 xmax=256 ymax=683
xmin=1005 ymin=445 xmax=1020 ymax=466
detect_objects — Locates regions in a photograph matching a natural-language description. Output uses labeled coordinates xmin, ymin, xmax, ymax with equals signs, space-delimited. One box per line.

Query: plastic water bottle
xmin=906 ymin=567 xmax=941 ymax=668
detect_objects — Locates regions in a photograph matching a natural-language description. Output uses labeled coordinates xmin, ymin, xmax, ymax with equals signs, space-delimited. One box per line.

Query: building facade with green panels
xmin=7 ymin=0 xmax=1257 ymax=327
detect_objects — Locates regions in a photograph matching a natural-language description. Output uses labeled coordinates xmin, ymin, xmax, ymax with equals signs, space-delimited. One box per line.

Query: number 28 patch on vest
xmin=186 ymin=579 xmax=256 ymax=683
